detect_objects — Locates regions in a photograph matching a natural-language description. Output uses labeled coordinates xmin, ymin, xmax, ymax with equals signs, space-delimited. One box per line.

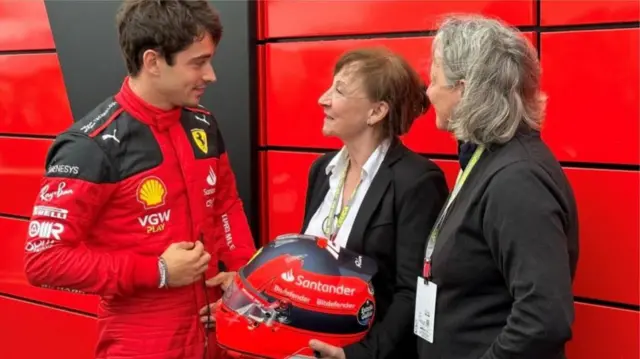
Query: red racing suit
xmin=24 ymin=77 xmax=256 ymax=359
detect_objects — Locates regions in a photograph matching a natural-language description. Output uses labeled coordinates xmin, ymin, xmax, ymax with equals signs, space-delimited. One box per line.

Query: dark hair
xmin=116 ymin=0 xmax=223 ymax=76
xmin=334 ymin=47 xmax=430 ymax=138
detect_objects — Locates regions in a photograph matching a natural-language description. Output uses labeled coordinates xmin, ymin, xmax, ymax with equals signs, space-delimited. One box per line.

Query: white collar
xmin=325 ymin=138 xmax=391 ymax=178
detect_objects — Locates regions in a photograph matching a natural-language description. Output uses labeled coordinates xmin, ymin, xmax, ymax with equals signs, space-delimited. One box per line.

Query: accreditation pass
xmin=414 ymin=277 xmax=437 ymax=343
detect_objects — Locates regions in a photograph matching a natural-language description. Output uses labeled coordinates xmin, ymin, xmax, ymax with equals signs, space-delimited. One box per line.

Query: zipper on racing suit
xmin=165 ymin=129 xmax=210 ymax=358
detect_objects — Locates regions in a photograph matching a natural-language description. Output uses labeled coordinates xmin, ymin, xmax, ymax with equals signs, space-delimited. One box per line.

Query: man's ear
xmin=367 ymin=101 xmax=389 ymax=126
xmin=141 ymin=49 xmax=163 ymax=76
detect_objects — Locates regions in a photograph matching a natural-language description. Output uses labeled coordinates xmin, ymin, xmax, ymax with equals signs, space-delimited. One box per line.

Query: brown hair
xmin=334 ymin=47 xmax=429 ymax=138
xmin=116 ymin=0 xmax=223 ymax=76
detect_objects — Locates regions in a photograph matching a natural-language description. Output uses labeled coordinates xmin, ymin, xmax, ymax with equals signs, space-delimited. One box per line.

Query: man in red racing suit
xmin=23 ymin=1 xmax=256 ymax=358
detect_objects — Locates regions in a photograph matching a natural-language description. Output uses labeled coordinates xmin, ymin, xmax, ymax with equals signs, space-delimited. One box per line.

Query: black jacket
xmin=418 ymin=131 xmax=579 ymax=359
xmin=301 ymin=140 xmax=449 ymax=359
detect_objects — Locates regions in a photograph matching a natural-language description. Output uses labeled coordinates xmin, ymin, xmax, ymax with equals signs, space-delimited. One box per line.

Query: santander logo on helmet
xmin=215 ymin=233 xmax=378 ymax=359
xmin=281 ymin=269 xmax=357 ymax=296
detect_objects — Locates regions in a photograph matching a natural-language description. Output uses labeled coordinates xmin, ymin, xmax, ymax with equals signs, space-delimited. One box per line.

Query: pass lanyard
xmin=322 ymin=159 xmax=363 ymax=242
xmin=423 ymin=145 xmax=484 ymax=278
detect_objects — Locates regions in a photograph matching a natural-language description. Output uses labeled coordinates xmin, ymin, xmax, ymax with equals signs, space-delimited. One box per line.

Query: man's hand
xmin=309 ymin=340 xmax=346 ymax=359
xmin=199 ymin=299 xmax=221 ymax=329
xmin=205 ymin=271 xmax=236 ymax=292
xmin=197 ymin=272 xmax=235 ymax=329
xmin=161 ymin=241 xmax=211 ymax=288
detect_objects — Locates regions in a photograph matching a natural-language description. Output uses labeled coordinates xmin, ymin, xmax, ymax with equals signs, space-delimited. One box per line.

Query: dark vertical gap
xmin=247 ymin=0 xmax=261 ymax=248
xmin=536 ymin=0 xmax=542 ymax=59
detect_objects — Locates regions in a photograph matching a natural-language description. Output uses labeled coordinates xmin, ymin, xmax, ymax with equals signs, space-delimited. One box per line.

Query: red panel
xmin=566 ymin=168 xmax=639 ymax=306
xmin=262 ymin=0 xmax=535 ymax=39
xmin=0 ymin=0 xmax=55 ymax=51
xmin=256 ymin=0 xmax=266 ymax=40
xmin=264 ymin=151 xmax=459 ymax=241
xmin=257 ymin=45 xmax=267 ymax=146
xmin=541 ymin=29 xmax=639 ymax=165
xmin=265 ymin=151 xmax=321 ymax=241
xmin=0 ymin=54 xmax=73 ymax=136
xmin=541 ymin=0 xmax=640 ymax=26
xmin=264 ymin=37 xmax=456 ymax=154
xmin=0 ymin=217 xmax=99 ymax=314
xmin=264 ymin=33 xmax=534 ymax=154
xmin=0 ymin=137 xmax=52 ymax=218
xmin=567 ymin=302 xmax=640 ymax=359
xmin=0 ymin=296 xmax=97 ymax=359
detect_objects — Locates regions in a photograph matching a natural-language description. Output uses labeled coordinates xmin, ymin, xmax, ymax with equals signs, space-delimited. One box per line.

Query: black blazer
xmin=301 ymin=140 xmax=449 ymax=359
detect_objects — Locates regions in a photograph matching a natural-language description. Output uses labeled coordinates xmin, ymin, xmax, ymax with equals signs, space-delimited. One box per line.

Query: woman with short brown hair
xmin=301 ymin=47 xmax=449 ymax=359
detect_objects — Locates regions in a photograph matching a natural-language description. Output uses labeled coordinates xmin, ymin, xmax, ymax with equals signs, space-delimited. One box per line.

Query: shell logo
xmin=136 ymin=176 xmax=167 ymax=209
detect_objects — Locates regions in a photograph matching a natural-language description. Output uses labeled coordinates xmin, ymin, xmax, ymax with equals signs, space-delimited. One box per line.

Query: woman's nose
xmin=426 ymin=85 xmax=434 ymax=103
xmin=318 ymin=90 xmax=331 ymax=107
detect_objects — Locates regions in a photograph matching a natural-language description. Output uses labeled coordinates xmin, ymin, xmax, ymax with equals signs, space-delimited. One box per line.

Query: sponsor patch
xmin=25 ymin=239 xmax=56 ymax=253
xmin=80 ymin=101 xmax=117 ymax=133
xmin=357 ymin=299 xmax=375 ymax=326
xmin=47 ymin=164 xmax=79 ymax=175
xmin=138 ymin=209 xmax=171 ymax=234
xmin=191 ymin=129 xmax=208 ymax=154
xmin=33 ymin=206 xmax=68 ymax=220
xmin=39 ymin=182 xmax=73 ymax=202
xmin=28 ymin=221 xmax=64 ymax=240
xmin=136 ymin=176 xmax=167 ymax=209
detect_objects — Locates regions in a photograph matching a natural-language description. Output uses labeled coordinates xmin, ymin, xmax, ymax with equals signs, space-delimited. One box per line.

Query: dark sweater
xmin=418 ymin=131 xmax=579 ymax=359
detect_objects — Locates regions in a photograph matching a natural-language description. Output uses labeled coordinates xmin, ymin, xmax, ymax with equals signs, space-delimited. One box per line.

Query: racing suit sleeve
xmin=212 ymin=129 xmax=256 ymax=272
xmin=24 ymin=132 xmax=160 ymax=296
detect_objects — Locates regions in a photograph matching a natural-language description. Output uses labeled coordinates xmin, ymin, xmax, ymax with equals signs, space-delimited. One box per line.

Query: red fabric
xmin=24 ymin=77 xmax=256 ymax=359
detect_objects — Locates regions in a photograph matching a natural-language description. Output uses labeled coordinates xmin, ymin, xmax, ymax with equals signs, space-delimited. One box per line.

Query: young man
xmin=23 ymin=1 xmax=256 ymax=358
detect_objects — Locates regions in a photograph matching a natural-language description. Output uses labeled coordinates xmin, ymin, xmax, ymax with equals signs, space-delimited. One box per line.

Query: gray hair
xmin=433 ymin=14 xmax=546 ymax=145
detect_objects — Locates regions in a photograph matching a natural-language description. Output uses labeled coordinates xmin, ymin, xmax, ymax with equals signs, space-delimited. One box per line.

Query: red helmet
xmin=215 ymin=233 xmax=378 ymax=358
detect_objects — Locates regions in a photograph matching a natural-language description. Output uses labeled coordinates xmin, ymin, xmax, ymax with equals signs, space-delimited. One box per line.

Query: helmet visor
xmin=221 ymin=275 xmax=282 ymax=326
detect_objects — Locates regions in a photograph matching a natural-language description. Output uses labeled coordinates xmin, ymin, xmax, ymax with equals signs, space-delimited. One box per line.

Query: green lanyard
xmin=322 ymin=159 xmax=363 ymax=241
xmin=424 ymin=145 xmax=485 ymax=263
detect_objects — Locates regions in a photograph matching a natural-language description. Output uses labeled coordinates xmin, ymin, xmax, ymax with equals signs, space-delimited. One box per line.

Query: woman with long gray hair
xmin=415 ymin=15 xmax=579 ymax=359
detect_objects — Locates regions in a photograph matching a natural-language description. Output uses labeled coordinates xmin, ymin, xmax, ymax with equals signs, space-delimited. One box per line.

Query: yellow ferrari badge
xmin=191 ymin=129 xmax=208 ymax=154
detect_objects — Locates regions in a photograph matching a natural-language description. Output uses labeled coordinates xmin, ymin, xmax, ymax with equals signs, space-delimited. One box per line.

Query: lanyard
xmin=322 ymin=159 xmax=363 ymax=241
xmin=423 ymin=145 xmax=484 ymax=277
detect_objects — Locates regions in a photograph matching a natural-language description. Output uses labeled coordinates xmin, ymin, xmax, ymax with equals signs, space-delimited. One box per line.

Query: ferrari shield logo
xmin=191 ymin=129 xmax=208 ymax=154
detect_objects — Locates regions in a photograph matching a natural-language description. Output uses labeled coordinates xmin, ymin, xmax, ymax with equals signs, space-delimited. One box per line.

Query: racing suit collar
xmin=115 ymin=76 xmax=182 ymax=131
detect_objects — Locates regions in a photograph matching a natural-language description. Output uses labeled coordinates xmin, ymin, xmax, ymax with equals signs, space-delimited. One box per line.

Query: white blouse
xmin=304 ymin=139 xmax=390 ymax=249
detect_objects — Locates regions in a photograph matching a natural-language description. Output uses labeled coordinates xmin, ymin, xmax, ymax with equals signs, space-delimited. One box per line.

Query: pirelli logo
xmin=33 ymin=206 xmax=69 ymax=220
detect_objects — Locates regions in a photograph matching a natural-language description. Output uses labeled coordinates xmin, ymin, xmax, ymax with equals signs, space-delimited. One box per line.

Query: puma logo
xmin=194 ymin=114 xmax=210 ymax=126
xmin=101 ymin=129 xmax=120 ymax=143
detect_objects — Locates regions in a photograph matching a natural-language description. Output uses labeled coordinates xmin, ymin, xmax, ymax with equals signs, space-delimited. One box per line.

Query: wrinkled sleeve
xmin=24 ymin=132 xmax=159 ymax=296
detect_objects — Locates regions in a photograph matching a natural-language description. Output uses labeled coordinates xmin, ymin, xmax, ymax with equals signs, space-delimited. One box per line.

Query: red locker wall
xmin=0 ymin=1 xmax=98 ymax=357
xmin=257 ymin=1 xmax=640 ymax=358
